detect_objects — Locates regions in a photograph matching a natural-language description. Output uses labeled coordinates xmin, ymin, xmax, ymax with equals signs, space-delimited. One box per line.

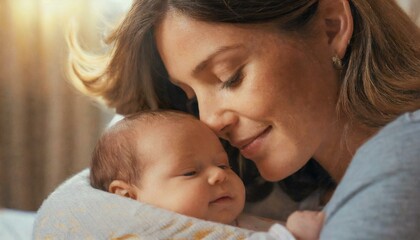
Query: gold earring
xmin=332 ymin=55 xmax=343 ymax=70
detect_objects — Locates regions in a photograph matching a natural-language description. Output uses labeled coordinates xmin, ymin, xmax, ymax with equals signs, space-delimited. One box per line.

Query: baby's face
xmin=133 ymin=118 xmax=245 ymax=224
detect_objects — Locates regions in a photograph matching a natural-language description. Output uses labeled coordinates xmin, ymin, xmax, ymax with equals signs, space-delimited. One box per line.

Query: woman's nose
xmin=208 ymin=167 xmax=227 ymax=185
xmin=197 ymin=96 xmax=237 ymax=139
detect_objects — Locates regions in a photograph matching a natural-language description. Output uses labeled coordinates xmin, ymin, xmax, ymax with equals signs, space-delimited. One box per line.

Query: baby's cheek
xmin=173 ymin=198 xmax=208 ymax=219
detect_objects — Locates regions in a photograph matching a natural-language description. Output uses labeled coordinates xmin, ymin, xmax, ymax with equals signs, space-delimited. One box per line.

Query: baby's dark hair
xmin=90 ymin=110 xmax=195 ymax=191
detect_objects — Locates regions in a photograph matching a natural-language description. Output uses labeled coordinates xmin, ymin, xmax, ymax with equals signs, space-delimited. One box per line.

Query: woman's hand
xmin=286 ymin=210 xmax=325 ymax=240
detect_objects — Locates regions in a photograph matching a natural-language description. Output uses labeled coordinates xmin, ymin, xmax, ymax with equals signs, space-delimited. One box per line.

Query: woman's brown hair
xmin=340 ymin=0 xmax=420 ymax=127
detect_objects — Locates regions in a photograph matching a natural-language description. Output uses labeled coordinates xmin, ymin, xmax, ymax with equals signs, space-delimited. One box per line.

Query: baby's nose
xmin=208 ymin=167 xmax=227 ymax=185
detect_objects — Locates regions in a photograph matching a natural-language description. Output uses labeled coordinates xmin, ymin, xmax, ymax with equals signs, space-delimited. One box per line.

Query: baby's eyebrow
xmin=192 ymin=44 xmax=244 ymax=76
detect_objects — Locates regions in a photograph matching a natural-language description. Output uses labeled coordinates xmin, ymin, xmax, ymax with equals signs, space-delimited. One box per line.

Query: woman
xmin=68 ymin=0 xmax=420 ymax=238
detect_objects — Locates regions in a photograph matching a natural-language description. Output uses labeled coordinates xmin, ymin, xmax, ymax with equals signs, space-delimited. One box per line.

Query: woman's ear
xmin=109 ymin=180 xmax=139 ymax=200
xmin=318 ymin=0 xmax=353 ymax=58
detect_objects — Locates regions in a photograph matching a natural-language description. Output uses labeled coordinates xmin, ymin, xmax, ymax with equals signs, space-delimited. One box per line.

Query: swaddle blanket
xmin=33 ymin=169 xmax=292 ymax=239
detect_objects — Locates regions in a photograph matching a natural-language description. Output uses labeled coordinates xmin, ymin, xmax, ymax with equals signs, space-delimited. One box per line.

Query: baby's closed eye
xmin=182 ymin=170 xmax=198 ymax=177
xmin=218 ymin=164 xmax=230 ymax=170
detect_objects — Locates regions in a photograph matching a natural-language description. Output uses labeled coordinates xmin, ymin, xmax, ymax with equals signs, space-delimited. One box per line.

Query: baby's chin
xmin=207 ymin=213 xmax=238 ymax=225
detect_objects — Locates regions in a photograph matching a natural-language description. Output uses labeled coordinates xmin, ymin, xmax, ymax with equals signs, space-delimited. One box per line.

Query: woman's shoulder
xmin=322 ymin=109 xmax=420 ymax=239
xmin=343 ymin=109 xmax=420 ymax=183
xmin=325 ymin=108 xmax=420 ymax=213
xmin=356 ymin=108 xmax=420 ymax=170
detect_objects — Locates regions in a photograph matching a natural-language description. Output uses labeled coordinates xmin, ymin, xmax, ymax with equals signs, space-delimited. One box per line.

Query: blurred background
xmin=0 ymin=0 xmax=419 ymax=213
xmin=0 ymin=0 xmax=132 ymax=211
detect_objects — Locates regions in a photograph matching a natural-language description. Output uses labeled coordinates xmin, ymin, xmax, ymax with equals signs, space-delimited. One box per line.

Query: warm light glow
xmin=8 ymin=0 xmax=133 ymax=54
xmin=9 ymin=0 xmax=133 ymax=29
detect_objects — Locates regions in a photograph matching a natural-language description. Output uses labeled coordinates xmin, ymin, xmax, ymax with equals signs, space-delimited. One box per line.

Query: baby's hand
xmin=286 ymin=210 xmax=324 ymax=240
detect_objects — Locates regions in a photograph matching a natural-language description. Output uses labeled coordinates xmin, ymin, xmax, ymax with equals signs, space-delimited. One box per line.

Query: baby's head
xmin=90 ymin=110 xmax=245 ymax=224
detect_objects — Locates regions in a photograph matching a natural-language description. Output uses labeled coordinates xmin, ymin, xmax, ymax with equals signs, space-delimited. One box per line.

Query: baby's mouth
xmin=210 ymin=196 xmax=232 ymax=204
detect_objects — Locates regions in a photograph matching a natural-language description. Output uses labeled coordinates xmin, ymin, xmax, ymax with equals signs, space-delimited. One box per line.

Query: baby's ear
xmin=109 ymin=180 xmax=138 ymax=200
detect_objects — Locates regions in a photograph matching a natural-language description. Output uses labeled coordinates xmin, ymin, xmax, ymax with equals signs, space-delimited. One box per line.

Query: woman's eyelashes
xmin=221 ymin=67 xmax=244 ymax=89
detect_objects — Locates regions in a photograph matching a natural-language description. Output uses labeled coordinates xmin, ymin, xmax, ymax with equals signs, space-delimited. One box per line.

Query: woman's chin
xmin=257 ymin=165 xmax=291 ymax=182
xmin=255 ymin=157 xmax=304 ymax=182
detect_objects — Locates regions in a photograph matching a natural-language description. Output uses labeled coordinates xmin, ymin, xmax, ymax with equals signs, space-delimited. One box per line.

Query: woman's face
xmin=155 ymin=11 xmax=340 ymax=181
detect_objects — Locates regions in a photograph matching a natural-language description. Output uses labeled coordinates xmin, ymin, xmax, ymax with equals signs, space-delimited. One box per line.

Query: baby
xmin=90 ymin=110 xmax=323 ymax=239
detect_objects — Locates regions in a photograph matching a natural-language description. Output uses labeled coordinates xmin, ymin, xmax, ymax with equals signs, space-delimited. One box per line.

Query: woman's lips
xmin=239 ymin=126 xmax=272 ymax=159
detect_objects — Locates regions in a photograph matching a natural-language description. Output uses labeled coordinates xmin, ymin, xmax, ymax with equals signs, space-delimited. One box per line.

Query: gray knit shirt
xmin=321 ymin=110 xmax=420 ymax=240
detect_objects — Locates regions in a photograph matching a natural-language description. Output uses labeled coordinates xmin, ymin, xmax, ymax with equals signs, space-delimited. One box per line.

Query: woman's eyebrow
xmin=192 ymin=44 xmax=244 ymax=76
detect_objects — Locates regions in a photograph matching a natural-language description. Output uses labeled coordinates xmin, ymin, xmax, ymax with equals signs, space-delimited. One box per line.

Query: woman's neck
xmin=315 ymin=120 xmax=377 ymax=183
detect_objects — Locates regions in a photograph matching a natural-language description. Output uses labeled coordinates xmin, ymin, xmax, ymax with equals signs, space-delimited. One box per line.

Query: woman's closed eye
xmin=221 ymin=66 xmax=244 ymax=89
